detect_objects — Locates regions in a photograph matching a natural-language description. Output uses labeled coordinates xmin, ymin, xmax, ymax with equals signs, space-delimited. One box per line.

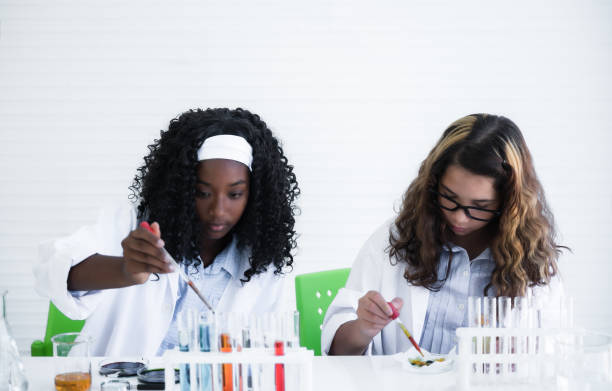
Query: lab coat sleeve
xmin=321 ymin=221 xmax=390 ymax=355
xmin=33 ymin=202 xmax=138 ymax=320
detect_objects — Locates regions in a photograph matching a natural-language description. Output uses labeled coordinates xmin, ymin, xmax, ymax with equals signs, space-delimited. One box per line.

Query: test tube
xmin=211 ymin=312 xmax=222 ymax=391
xmin=282 ymin=311 xmax=300 ymax=391
xmin=285 ymin=311 xmax=300 ymax=350
xmin=249 ymin=314 xmax=264 ymax=391
xmin=497 ymin=296 xmax=512 ymax=377
xmin=274 ymin=339 xmax=285 ymax=391
xmin=233 ymin=313 xmax=244 ymax=391
xmin=260 ymin=313 xmax=277 ymax=391
xmin=531 ymin=296 xmax=542 ymax=354
xmin=250 ymin=313 xmax=263 ymax=349
xmin=468 ymin=296 xmax=482 ymax=327
xmin=482 ymin=296 xmax=497 ymax=375
xmin=513 ymin=296 xmax=530 ymax=378
xmin=262 ymin=313 xmax=277 ymax=349
xmin=240 ymin=313 xmax=254 ymax=391
xmin=199 ymin=309 xmax=214 ymax=391
xmin=531 ymin=296 xmax=550 ymax=383
xmin=468 ymin=296 xmax=482 ymax=375
xmin=242 ymin=313 xmax=252 ymax=349
xmin=178 ymin=310 xmax=193 ymax=391
xmin=218 ymin=312 xmax=234 ymax=391
xmin=514 ymin=296 xmax=529 ymax=336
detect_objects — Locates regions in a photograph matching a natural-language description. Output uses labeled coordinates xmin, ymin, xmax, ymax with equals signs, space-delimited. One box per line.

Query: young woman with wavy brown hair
xmin=322 ymin=114 xmax=564 ymax=356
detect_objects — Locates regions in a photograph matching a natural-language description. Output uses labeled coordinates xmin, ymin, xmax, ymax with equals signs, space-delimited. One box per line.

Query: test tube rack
xmin=162 ymin=346 xmax=314 ymax=391
xmin=456 ymin=327 xmax=561 ymax=391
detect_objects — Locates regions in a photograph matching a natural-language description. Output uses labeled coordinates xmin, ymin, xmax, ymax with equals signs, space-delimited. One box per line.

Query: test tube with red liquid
xmin=274 ymin=340 xmax=285 ymax=391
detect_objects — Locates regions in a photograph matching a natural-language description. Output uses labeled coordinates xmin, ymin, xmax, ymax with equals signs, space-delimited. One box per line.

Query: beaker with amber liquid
xmin=51 ymin=332 xmax=92 ymax=391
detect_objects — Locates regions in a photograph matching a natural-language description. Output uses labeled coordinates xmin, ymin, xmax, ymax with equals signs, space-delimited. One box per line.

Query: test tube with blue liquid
xmin=199 ymin=309 xmax=214 ymax=391
xmin=178 ymin=310 xmax=195 ymax=391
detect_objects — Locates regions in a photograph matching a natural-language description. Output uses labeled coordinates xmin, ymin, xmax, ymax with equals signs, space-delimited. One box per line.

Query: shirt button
xmin=463 ymin=271 xmax=469 ymax=277
xmin=458 ymin=303 xmax=465 ymax=311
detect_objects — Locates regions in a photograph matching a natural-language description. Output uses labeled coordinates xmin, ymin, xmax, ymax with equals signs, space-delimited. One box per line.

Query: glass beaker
xmin=556 ymin=329 xmax=612 ymax=390
xmin=51 ymin=332 xmax=92 ymax=391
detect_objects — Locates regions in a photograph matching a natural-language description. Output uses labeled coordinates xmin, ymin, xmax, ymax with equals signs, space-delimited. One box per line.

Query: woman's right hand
xmin=328 ymin=290 xmax=404 ymax=355
xmin=355 ymin=291 xmax=403 ymax=339
xmin=120 ymin=222 xmax=175 ymax=284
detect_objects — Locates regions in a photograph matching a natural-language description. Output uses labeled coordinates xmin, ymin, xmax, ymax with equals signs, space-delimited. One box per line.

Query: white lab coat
xmin=321 ymin=219 xmax=563 ymax=355
xmin=34 ymin=202 xmax=286 ymax=357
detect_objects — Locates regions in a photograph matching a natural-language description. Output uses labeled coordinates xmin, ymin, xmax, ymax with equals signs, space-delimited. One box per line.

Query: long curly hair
xmin=128 ymin=108 xmax=300 ymax=282
xmin=389 ymin=114 xmax=562 ymax=297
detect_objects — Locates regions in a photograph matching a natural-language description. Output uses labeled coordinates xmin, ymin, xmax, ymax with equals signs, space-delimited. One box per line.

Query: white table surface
xmin=22 ymin=355 xmax=458 ymax=391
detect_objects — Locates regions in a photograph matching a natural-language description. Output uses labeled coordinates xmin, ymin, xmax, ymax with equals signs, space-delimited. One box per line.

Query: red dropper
xmin=388 ymin=301 xmax=425 ymax=357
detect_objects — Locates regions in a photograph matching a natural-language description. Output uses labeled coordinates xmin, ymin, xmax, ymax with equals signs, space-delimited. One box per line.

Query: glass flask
xmin=0 ymin=290 xmax=28 ymax=391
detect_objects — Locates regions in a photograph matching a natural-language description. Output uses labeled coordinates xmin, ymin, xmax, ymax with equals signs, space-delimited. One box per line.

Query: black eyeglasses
xmin=429 ymin=189 xmax=501 ymax=222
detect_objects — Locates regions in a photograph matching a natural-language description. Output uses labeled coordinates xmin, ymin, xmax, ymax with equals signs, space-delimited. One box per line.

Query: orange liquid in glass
xmin=54 ymin=371 xmax=91 ymax=391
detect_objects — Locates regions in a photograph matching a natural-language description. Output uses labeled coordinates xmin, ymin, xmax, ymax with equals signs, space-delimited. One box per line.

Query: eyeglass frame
xmin=429 ymin=189 xmax=501 ymax=222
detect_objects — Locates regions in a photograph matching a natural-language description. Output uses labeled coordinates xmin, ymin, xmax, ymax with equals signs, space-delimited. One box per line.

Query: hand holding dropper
xmin=140 ymin=221 xmax=215 ymax=314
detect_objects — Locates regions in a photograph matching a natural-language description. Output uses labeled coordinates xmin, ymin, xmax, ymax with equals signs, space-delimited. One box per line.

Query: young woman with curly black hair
xmin=35 ymin=108 xmax=300 ymax=356
xmin=322 ymin=114 xmax=565 ymax=356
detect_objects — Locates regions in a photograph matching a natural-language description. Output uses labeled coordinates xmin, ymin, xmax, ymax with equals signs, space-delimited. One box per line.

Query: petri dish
xmin=99 ymin=360 xmax=147 ymax=377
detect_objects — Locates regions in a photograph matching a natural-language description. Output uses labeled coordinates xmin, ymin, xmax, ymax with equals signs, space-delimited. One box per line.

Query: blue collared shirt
xmin=418 ymin=245 xmax=496 ymax=354
xmin=156 ymin=237 xmax=240 ymax=355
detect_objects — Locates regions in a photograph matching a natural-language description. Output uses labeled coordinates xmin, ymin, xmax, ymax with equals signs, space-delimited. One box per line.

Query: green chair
xmin=30 ymin=302 xmax=85 ymax=356
xmin=295 ymin=268 xmax=350 ymax=356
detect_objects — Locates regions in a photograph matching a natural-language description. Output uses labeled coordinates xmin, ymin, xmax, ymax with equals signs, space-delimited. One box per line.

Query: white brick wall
xmin=1 ymin=0 xmax=611 ymax=354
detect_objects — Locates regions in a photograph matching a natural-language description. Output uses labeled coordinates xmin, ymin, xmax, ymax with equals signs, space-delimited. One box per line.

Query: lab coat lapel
xmin=217 ymin=245 xmax=249 ymax=311
xmin=410 ymin=284 xmax=429 ymax=343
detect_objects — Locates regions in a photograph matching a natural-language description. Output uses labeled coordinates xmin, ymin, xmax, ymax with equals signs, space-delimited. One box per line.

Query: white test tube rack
xmin=162 ymin=346 xmax=314 ymax=391
xmin=456 ymin=327 xmax=561 ymax=390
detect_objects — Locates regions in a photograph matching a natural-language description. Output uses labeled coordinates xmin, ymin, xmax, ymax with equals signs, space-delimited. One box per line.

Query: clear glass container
xmin=0 ymin=290 xmax=28 ymax=391
xmin=51 ymin=332 xmax=92 ymax=391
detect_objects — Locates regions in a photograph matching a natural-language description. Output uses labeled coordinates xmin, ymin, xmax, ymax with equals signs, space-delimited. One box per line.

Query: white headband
xmin=197 ymin=134 xmax=253 ymax=170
